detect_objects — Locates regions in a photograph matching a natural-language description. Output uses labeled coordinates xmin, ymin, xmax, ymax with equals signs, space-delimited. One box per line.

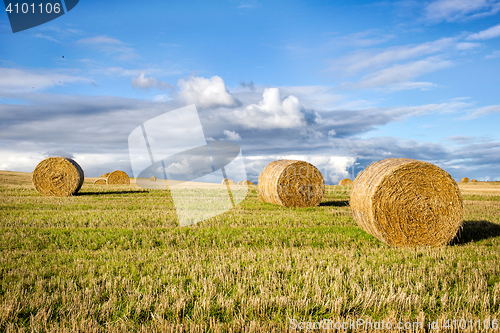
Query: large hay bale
xmin=32 ymin=157 xmax=84 ymax=197
xmin=350 ymin=158 xmax=463 ymax=247
xmin=339 ymin=178 xmax=353 ymax=186
xmin=471 ymin=179 xmax=478 ymax=183
xmin=237 ymin=181 xmax=243 ymax=185
xmin=258 ymin=160 xmax=324 ymax=207
xmin=461 ymin=177 xmax=469 ymax=183
xmin=94 ymin=179 xmax=107 ymax=185
xmin=243 ymin=180 xmax=254 ymax=185
xmin=222 ymin=178 xmax=236 ymax=185
xmin=107 ymin=170 xmax=130 ymax=185
xmin=150 ymin=176 xmax=157 ymax=182
xmin=101 ymin=173 xmax=110 ymax=178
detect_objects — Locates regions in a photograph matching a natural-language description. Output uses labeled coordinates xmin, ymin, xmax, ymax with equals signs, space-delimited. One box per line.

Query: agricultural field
xmin=1 ymin=171 xmax=500 ymax=332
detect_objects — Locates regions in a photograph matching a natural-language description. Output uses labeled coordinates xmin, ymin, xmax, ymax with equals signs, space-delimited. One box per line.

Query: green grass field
xmin=1 ymin=171 xmax=500 ymax=332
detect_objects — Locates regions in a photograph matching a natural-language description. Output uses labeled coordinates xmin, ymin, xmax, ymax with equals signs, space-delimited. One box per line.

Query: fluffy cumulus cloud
xmin=178 ymin=76 xmax=240 ymax=109
xmin=223 ymin=130 xmax=242 ymax=141
xmin=131 ymin=71 xmax=173 ymax=90
xmin=228 ymin=88 xmax=318 ymax=129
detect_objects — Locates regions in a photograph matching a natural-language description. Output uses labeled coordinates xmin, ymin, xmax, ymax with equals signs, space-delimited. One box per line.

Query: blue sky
xmin=1 ymin=0 xmax=500 ymax=183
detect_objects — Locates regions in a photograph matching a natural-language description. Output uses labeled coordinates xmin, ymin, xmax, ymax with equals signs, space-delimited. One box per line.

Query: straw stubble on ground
xmin=0 ymin=171 xmax=500 ymax=332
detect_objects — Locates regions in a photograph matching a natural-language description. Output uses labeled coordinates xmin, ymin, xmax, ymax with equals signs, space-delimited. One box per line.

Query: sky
xmin=1 ymin=0 xmax=500 ymax=184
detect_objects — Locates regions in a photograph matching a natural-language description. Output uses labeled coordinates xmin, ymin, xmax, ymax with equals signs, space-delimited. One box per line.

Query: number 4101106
xmin=5 ymin=2 xmax=61 ymax=14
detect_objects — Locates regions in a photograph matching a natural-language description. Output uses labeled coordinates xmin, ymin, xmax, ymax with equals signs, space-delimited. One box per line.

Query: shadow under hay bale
xmin=350 ymin=158 xmax=463 ymax=247
xmin=320 ymin=200 xmax=349 ymax=207
xmin=32 ymin=157 xmax=84 ymax=197
xmin=258 ymin=159 xmax=324 ymax=207
xmin=451 ymin=220 xmax=500 ymax=245
xmin=339 ymin=178 xmax=353 ymax=186
xmin=93 ymin=179 xmax=107 ymax=185
xmin=107 ymin=170 xmax=130 ymax=185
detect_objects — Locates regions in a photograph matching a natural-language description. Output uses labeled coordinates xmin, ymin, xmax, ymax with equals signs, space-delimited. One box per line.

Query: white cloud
xmin=227 ymin=88 xmax=317 ymax=129
xmin=455 ymin=42 xmax=482 ymax=50
xmin=466 ymin=24 xmax=500 ymax=40
xmin=485 ymin=50 xmax=500 ymax=59
xmin=131 ymin=71 xmax=173 ymax=90
xmin=0 ymin=67 xmax=89 ymax=94
xmin=75 ymin=35 xmax=138 ymax=61
xmin=464 ymin=105 xmax=500 ymax=119
xmin=425 ymin=0 xmax=500 ymax=22
xmin=350 ymin=57 xmax=453 ymax=89
xmin=329 ymin=38 xmax=455 ymax=75
xmin=178 ymin=76 xmax=239 ymax=109
xmin=223 ymin=130 xmax=242 ymax=141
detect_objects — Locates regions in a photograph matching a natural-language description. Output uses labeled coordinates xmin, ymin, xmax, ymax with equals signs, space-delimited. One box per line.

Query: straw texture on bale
xmin=258 ymin=160 xmax=324 ymax=207
xmin=350 ymin=158 xmax=463 ymax=247
xmin=461 ymin=177 xmax=469 ymax=183
xmin=237 ymin=181 xmax=243 ymax=185
xmin=242 ymin=180 xmax=254 ymax=185
xmin=101 ymin=173 xmax=110 ymax=178
xmin=93 ymin=179 xmax=107 ymax=185
xmin=107 ymin=170 xmax=130 ymax=185
xmin=150 ymin=176 xmax=157 ymax=182
xmin=339 ymin=178 xmax=353 ymax=186
xmin=471 ymin=179 xmax=478 ymax=183
xmin=32 ymin=157 xmax=84 ymax=197
xmin=222 ymin=178 xmax=236 ymax=185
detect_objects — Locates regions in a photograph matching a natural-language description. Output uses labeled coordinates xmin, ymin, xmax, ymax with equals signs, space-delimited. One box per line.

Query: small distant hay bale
xmin=350 ymin=158 xmax=463 ymax=247
xmin=107 ymin=170 xmax=130 ymax=185
xmin=339 ymin=178 xmax=353 ymax=186
xmin=237 ymin=181 xmax=243 ymax=185
xmin=150 ymin=176 xmax=157 ymax=182
xmin=93 ymin=179 xmax=107 ymax=185
xmin=32 ymin=157 xmax=84 ymax=197
xmin=258 ymin=160 xmax=324 ymax=207
xmin=222 ymin=178 xmax=236 ymax=185
xmin=461 ymin=177 xmax=469 ymax=183
xmin=471 ymin=179 xmax=478 ymax=183
xmin=242 ymin=180 xmax=254 ymax=185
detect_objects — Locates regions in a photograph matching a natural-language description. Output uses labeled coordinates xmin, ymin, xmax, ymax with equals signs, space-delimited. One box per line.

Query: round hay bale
xmin=471 ymin=179 xmax=478 ymax=183
xmin=243 ymin=180 xmax=254 ymax=185
xmin=32 ymin=157 xmax=84 ymax=197
xmin=150 ymin=176 xmax=157 ymax=182
xmin=93 ymin=179 xmax=107 ymax=185
xmin=350 ymin=158 xmax=463 ymax=247
xmin=461 ymin=177 xmax=469 ymax=183
xmin=258 ymin=160 xmax=324 ymax=207
xmin=101 ymin=173 xmax=110 ymax=178
xmin=237 ymin=181 xmax=243 ymax=185
xmin=222 ymin=178 xmax=236 ymax=185
xmin=339 ymin=178 xmax=353 ymax=186
xmin=107 ymin=170 xmax=130 ymax=185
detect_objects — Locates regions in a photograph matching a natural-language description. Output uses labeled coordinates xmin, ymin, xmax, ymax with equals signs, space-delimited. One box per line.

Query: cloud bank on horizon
xmin=1 ymin=0 xmax=500 ymax=183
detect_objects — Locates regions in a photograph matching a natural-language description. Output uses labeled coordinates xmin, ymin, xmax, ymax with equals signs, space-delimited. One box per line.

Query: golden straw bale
xmin=101 ymin=173 xmax=110 ymax=178
xmin=222 ymin=178 xmax=236 ymax=185
xmin=350 ymin=158 xmax=463 ymax=247
xmin=237 ymin=181 xmax=243 ymax=185
xmin=243 ymin=180 xmax=254 ymax=185
xmin=107 ymin=170 xmax=130 ymax=185
xmin=150 ymin=176 xmax=157 ymax=182
xmin=93 ymin=179 xmax=107 ymax=185
xmin=258 ymin=160 xmax=324 ymax=207
xmin=339 ymin=178 xmax=353 ymax=186
xmin=461 ymin=177 xmax=469 ymax=183
xmin=471 ymin=179 xmax=478 ymax=183
xmin=32 ymin=157 xmax=84 ymax=197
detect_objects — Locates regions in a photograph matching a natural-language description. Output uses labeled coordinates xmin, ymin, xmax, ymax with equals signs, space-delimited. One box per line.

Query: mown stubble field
xmin=1 ymin=171 xmax=500 ymax=332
